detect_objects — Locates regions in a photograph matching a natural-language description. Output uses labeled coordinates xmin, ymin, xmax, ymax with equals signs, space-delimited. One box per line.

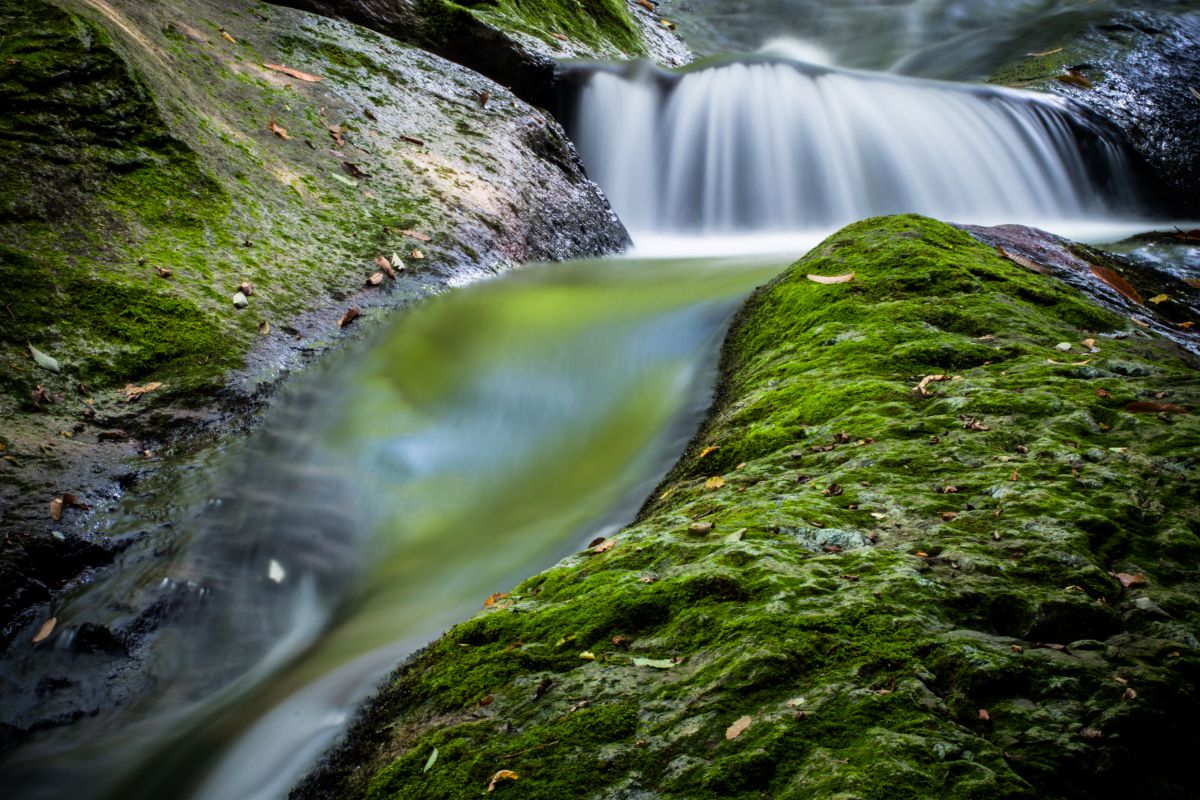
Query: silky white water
xmin=572 ymin=60 xmax=1135 ymax=237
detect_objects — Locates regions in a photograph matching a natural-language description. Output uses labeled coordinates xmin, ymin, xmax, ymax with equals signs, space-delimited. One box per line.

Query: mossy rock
xmin=299 ymin=216 xmax=1200 ymax=800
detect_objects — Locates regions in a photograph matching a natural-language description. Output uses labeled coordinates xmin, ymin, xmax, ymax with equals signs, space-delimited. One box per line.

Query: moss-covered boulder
xmin=298 ymin=216 xmax=1200 ymax=799
xmin=0 ymin=0 xmax=627 ymax=641
xmin=274 ymin=0 xmax=690 ymax=109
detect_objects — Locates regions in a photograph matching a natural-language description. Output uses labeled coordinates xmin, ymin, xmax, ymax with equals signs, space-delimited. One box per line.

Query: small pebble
xmin=232 ymin=291 xmax=249 ymax=309
xmin=1055 ymin=342 xmax=1072 ymax=352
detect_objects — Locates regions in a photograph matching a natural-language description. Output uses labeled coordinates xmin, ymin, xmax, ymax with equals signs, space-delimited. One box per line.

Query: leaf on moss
xmin=338 ymin=307 xmax=360 ymax=328
xmin=688 ymin=521 xmax=713 ymax=536
xmin=632 ymin=657 xmax=674 ymax=669
xmin=366 ymin=272 xmax=384 ymax=286
xmin=487 ymin=770 xmax=519 ymax=792
xmin=328 ymin=125 xmax=346 ymax=147
xmin=258 ymin=320 xmax=270 ymax=335
xmin=423 ymin=747 xmax=438 ymax=773
xmin=483 ymin=592 xmax=508 ymax=607
xmin=124 ymin=382 xmax=162 ymax=402
xmin=806 ymin=272 xmax=855 ymax=284
xmin=592 ymin=538 xmax=616 ymax=554
xmin=402 ymin=230 xmax=432 ymax=242
xmin=411 ymin=249 xmax=424 ymax=260
xmin=341 ymin=161 xmax=369 ymax=179
xmin=391 ymin=252 xmax=405 ymax=270
xmin=32 ymin=617 xmax=56 ymax=644
xmin=156 ymin=266 xmax=173 ymax=278
xmin=1113 ymin=572 xmax=1146 ymax=588
xmin=330 ymin=171 xmax=357 ymax=187
xmin=28 ymin=344 xmax=60 ymax=373
xmin=1125 ymin=401 xmax=1187 ymax=413
xmin=726 ymin=715 xmax=752 ymax=740
xmin=1089 ymin=264 xmax=1142 ymax=304
xmin=268 ymin=120 xmax=289 ymax=140
xmin=978 ymin=708 xmax=990 ymax=721
xmin=262 ymin=63 xmax=323 ymax=82
xmin=705 ymin=476 xmax=726 ymax=490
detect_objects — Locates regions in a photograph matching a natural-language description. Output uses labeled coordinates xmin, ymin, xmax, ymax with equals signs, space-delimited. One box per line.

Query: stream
xmin=1 ymin=1 xmax=1194 ymax=798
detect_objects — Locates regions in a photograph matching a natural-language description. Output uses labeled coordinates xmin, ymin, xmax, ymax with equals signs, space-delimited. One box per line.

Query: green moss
xmin=315 ymin=216 xmax=1200 ymax=800
xmin=418 ymin=0 xmax=644 ymax=56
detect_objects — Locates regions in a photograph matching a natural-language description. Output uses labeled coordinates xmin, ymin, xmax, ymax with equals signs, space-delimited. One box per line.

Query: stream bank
xmin=0 ymin=0 xmax=665 ymax=654
xmin=296 ymin=215 xmax=1200 ymax=800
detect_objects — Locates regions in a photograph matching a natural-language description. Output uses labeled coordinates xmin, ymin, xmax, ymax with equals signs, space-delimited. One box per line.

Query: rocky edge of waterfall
xmin=296 ymin=215 xmax=1200 ymax=800
xmin=0 ymin=0 xmax=686 ymax=658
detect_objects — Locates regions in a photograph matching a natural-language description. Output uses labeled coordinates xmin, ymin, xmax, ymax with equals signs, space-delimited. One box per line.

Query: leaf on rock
xmin=391 ymin=252 xmax=405 ymax=270
xmin=156 ymin=266 xmax=173 ymax=278
xmin=705 ymin=476 xmax=726 ymax=490
xmin=978 ymin=709 xmax=990 ymax=721
xmin=996 ymin=246 xmax=1053 ymax=274
xmin=1123 ymin=687 xmax=1138 ymax=700
xmin=632 ymin=657 xmax=674 ymax=669
xmin=220 ymin=29 xmax=236 ymax=44
xmin=423 ymin=748 xmax=438 ymax=773
xmin=1125 ymin=401 xmax=1187 ymax=414
xmin=487 ymin=770 xmax=519 ymax=792
xmin=330 ymin=171 xmax=356 ymax=187
xmin=366 ymin=272 xmax=384 ymax=286
xmin=483 ymin=592 xmax=508 ymax=607
xmin=262 ymin=63 xmax=323 ymax=82
xmin=411 ymin=249 xmax=424 ymax=260
xmin=268 ymin=120 xmax=289 ymax=140
xmin=258 ymin=320 xmax=270 ymax=335
xmin=400 ymin=135 xmax=425 ymax=147
xmin=328 ymin=125 xmax=346 ymax=147
xmin=1056 ymin=69 xmax=1092 ymax=89
xmin=49 ymin=497 xmax=63 ymax=521
xmin=376 ymin=255 xmax=395 ymax=278
xmin=341 ymin=161 xmax=369 ymax=178
xmin=1114 ymin=572 xmax=1146 ymax=588
xmin=338 ymin=307 xmax=360 ymax=328
xmin=1089 ymin=264 xmax=1142 ymax=304
xmin=1027 ymin=47 xmax=1063 ymax=57
xmin=551 ymin=32 xmax=569 ymax=42
xmin=238 ymin=282 xmax=255 ymax=296
xmin=124 ymin=382 xmax=162 ymax=402
xmin=806 ymin=272 xmax=855 ymax=284
xmin=402 ymin=229 xmax=433 ymax=242
xmin=725 ymin=715 xmax=752 ymax=740
xmin=592 ymin=538 xmax=616 ymax=554
xmin=1148 ymin=293 xmax=1169 ymax=304
xmin=32 ymin=617 xmax=56 ymax=644
xmin=29 ymin=344 xmax=60 ymax=373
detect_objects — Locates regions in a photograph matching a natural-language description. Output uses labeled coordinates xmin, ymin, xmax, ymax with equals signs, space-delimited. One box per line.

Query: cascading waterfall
xmin=570 ymin=60 xmax=1135 ymax=236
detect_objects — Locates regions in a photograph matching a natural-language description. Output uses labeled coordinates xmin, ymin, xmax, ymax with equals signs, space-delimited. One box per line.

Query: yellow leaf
xmin=487 ymin=770 xmax=519 ymax=792
xmin=725 ymin=715 xmax=752 ymax=740
xmin=32 ymin=616 xmax=56 ymax=644
xmin=592 ymin=538 xmax=616 ymax=554
xmin=705 ymin=476 xmax=725 ymax=491
xmin=124 ymin=381 xmax=163 ymax=402
xmin=697 ymin=445 xmax=719 ymax=460
xmin=579 ymin=651 xmax=596 ymax=660
xmin=1149 ymin=294 xmax=1169 ymax=304
xmin=483 ymin=592 xmax=508 ymax=608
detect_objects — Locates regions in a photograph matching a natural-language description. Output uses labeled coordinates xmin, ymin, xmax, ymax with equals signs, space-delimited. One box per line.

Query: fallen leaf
xmin=391 ymin=252 xmax=405 ymax=270
xmin=688 ymin=521 xmax=713 ymax=536
xmin=400 ymin=135 xmax=425 ymax=147
xmin=1186 ymin=278 xmax=1200 ymax=288
xmin=487 ymin=770 xmax=519 ymax=792
xmin=1089 ymin=263 xmax=1142 ymax=304
xmin=220 ymin=28 xmax=236 ymax=44
xmin=330 ymin=171 xmax=357 ymax=187
xmin=124 ymin=382 xmax=162 ymax=402
xmin=479 ymin=89 xmax=490 ymax=109
xmin=551 ymin=32 xmax=569 ymax=42
xmin=328 ymin=125 xmax=346 ymax=147
xmin=483 ymin=592 xmax=508 ymax=607
xmin=1148 ymin=293 xmax=1169 ymax=304
xmin=1082 ymin=727 xmax=1103 ymax=739
xmin=941 ymin=511 xmax=958 ymax=521
xmin=29 ymin=344 xmax=60 ymax=373
xmin=806 ymin=272 xmax=855 ymax=284
xmin=1125 ymin=401 xmax=1187 ymax=414
xmin=1027 ymin=47 xmax=1063 ymax=57
xmin=697 ymin=445 xmax=720 ymax=460
xmin=262 ymin=63 xmax=323 ymax=82
xmin=32 ymin=617 xmax=56 ymax=644
xmin=978 ymin=709 xmax=990 ymax=721
xmin=1123 ymin=687 xmax=1137 ymax=700
xmin=914 ymin=374 xmax=951 ymax=395
xmin=401 ymin=229 xmax=432 ymax=242
xmin=823 ymin=482 xmax=843 ymax=497
xmin=1056 ymin=69 xmax=1092 ymax=89
xmin=726 ymin=715 xmax=752 ymax=740
xmin=632 ymin=657 xmax=674 ymax=669
xmin=705 ymin=476 xmax=726 ymax=490
xmin=258 ymin=320 xmax=270 ymax=335
xmin=411 ymin=249 xmax=424 ymax=260
xmin=996 ymin=245 xmax=1053 ymax=274
xmin=1011 ymin=644 xmax=1023 ymax=653
xmin=338 ymin=307 xmax=360 ymax=328
xmin=156 ymin=266 xmax=172 ymax=278
xmin=375 ymin=255 xmax=395 ymax=279
xmin=342 ymin=161 xmax=369 ymax=179
xmin=579 ymin=651 xmax=595 ymax=660
xmin=423 ymin=747 xmax=438 ymax=773
xmin=915 ymin=551 xmax=929 ymax=558
xmin=366 ymin=272 xmax=384 ymax=286
xmin=238 ymin=282 xmax=255 ymax=296
xmin=592 ymin=538 xmax=616 ymax=554
xmin=660 ymin=18 xmax=676 ymax=30
xmin=1081 ymin=338 xmax=1096 ymax=349
xmin=1010 ymin=470 xmax=1019 ymax=481
xmin=1114 ymin=572 xmax=1146 ymax=588
xmin=1130 ymin=315 xmax=1150 ymax=329
xmin=268 ymin=120 xmax=289 ymax=140
xmin=636 ymin=0 xmax=654 ymax=10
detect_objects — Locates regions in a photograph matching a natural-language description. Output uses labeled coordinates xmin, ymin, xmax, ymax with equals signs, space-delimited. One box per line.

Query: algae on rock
xmin=298 ymin=216 xmax=1200 ymax=800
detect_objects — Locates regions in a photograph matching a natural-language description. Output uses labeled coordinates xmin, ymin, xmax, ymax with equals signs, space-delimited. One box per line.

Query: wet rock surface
xmin=295 ymin=216 xmax=1200 ymax=800
xmin=0 ymin=0 xmax=627 ymax=656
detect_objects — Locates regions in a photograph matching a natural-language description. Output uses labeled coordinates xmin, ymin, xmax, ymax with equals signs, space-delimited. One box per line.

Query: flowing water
xmin=2 ymin=2 xmax=1193 ymax=798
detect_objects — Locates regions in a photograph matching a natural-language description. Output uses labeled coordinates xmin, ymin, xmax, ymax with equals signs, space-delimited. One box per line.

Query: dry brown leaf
xmin=238 ymin=281 xmax=255 ymax=296
xmin=806 ymin=272 xmax=855 ymax=284
xmin=1027 ymin=47 xmax=1063 ymax=57
xmin=483 ymin=592 xmax=508 ymax=607
xmin=996 ymin=245 xmax=1053 ymax=274
xmin=1081 ymin=338 xmax=1096 ymax=349
xmin=725 ymin=715 xmax=752 ymax=740
xmin=1130 ymin=315 xmax=1150 ymax=329
xmin=1185 ymin=277 xmax=1200 ymax=288
xmin=1180 ymin=321 xmax=1195 ymax=330
xmin=32 ymin=617 xmax=56 ymax=644
xmin=155 ymin=265 xmax=172 ymax=278
xmin=328 ymin=125 xmax=345 ymax=146
xmin=1082 ymin=727 xmax=1103 ymax=739
xmin=592 ymin=538 xmax=616 ymax=554
xmin=375 ymin=255 xmax=395 ymax=279
xmin=636 ymin=0 xmax=654 ymax=9
xmin=1123 ymin=687 xmax=1138 ymax=700
xmin=411 ymin=249 xmax=424 ymax=260
xmin=400 ymin=134 xmax=425 ymax=147
xmin=263 ymin=63 xmax=322 ymax=82
xmin=1125 ymin=401 xmax=1187 ymax=414
xmin=366 ymin=272 xmax=384 ymax=286
xmin=697 ymin=445 xmax=720 ymax=460
xmin=49 ymin=497 xmax=63 ymax=521
xmin=338 ymin=307 xmax=360 ymax=328
xmin=268 ymin=120 xmax=289 ymax=140
xmin=1089 ymin=263 xmax=1142 ymax=304
xmin=1114 ymin=572 xmax=1146 ymax=588
xmin=1056 ymin=69 xmax=1093 ymax=89
xmin=705 ymin=476 xmax=726 ymax=491
xmin=401 ymin=229 xmax=433 ymax=242
xmin=550 ymin=32 xmax=569 ymax=42
xmin=487 ymin=770 xmax=519 ymax=792
xmin=978 ymin=708 xmax=990 ymax=721
xmin=1010 ymin=470 xmax=1019 ymax=481
xmin=914 ymin=374 xmax=951 ymax=395
xmin=124 ymin=382 xmax=163 ymax=402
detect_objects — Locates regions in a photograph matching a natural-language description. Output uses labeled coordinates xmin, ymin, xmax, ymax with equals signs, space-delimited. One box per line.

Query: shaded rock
xmin=296 ymin=216 xmax=1200 ymax=800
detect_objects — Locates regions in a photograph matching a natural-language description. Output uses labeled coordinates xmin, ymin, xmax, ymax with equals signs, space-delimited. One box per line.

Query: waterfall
xmin=569 ymin=60 xmax=1135 ymax=237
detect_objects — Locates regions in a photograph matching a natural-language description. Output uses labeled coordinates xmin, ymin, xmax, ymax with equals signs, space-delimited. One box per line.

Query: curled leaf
xmin=996 ymin=245 xmax=1052 ymax=274
xmin=483 ymin=592 xmax=508 ymax=607
xmin=268 ymin=120 xmax=289 ymax=140
xmin=1056 ymin=69 xmax=1093 ymax=89
xmin=487 ymin=770 xmax=519 ymax=792
xmin=338 ymin=307 xmax=360 ymax=328
xmin=262 ymin=63 xmax=323 ymax=82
